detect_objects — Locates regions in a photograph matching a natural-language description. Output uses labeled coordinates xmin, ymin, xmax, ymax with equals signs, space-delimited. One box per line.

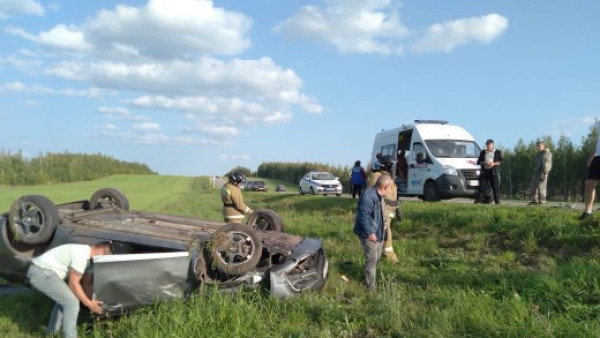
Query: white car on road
xmin=299 ymin=171 xmax=343 ymax=196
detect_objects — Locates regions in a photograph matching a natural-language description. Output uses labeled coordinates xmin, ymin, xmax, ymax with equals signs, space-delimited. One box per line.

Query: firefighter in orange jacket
xmin=221 ymin=172 xmax=253 ymax=223
xmin=367 ymin=155 xmax=400 ymax=264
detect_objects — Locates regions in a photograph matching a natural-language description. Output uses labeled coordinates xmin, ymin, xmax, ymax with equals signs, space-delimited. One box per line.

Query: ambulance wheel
xmin=423 ymin=182 xmax=441 ymax=202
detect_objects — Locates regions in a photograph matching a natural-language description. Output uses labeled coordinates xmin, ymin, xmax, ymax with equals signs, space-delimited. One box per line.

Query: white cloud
xmin=132 ymin=121 xmax=161 ymax=132
xmin=0 ymin=81 xmax=27 ymax=91
xmin=264 ymin=112 xmax=293 ymax=124
xmin=219 ymin=154 xmax=251 ymax=161
xmin=103 ymin=123 xmax=117 ymax=131
xmin=0 ymin=81 xmax=53 ymax=94
xmin=274 ymin=0 xmax=408 ymax=55
xmin=183 ymin=124 xmax=239 ymax=136
xmin=6 ymin=0 xmax=322 ymax=148
xmin=549 ymin=116 xmax=599 ymax=141
xmin=0 ymin=0 xmax=44 ymax=18
xmin=6 ymin=24 xmax=92 ymax=52
xmin=123 ymin=132 xmax=169 ymax=144
xmin=410 ymin=14 xmax=508 ymax=54
xmin=0 ymin=50 xmax=44 ymax=73
xmin=276 ymin=1 xmax=507 ymax=55
xmin=0 ymin=81 xmax=108 ymax=98
xmin=99 ymin=106 xmax=150 ymax=121
xmin=7 ymin=0 xmax=251 ymax=59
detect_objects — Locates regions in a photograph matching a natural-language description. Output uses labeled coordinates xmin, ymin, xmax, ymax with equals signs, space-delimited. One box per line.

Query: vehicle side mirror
xmin=416 ymin=153 xmax=425 ymax=163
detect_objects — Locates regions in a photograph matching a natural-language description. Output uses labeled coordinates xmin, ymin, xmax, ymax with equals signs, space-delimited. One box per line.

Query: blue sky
xmin=0 ymin=0 xmax=598 ymax=176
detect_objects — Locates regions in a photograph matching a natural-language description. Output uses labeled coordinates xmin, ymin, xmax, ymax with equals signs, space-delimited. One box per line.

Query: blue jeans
xmin=358 ymin=237 xmax=383 ymax=290
xmin=27 ymin=264 xmax=80 ymax=338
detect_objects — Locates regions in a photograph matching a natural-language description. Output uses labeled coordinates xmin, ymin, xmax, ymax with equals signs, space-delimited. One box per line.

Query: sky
xmin=0 ymin=0 xmax=598 ymax=176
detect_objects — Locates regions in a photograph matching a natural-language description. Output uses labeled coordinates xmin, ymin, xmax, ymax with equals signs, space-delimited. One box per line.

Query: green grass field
xmin=1 ymin=175 xmax=599 ymax=337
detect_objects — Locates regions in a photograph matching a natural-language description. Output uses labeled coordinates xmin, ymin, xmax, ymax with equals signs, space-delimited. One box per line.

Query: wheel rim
xmin=95 ymin=196 xmax=118 ymax=208
xmin=213 ymin=231 xmax=256 ymax=265
xmin=253 ymin=217 xmax=272 ymax=231
xmin=13 ymin=202 xmax=45 ymax=237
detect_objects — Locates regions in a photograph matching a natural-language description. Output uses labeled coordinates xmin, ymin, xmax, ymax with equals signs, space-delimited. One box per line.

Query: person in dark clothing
xmin=350 ymin=160 xmax=367 ymax=199
xmin=353 ymin=174 xmax=392 ymax=290
xmin=475 ymin=139 xmax=503 ymax=204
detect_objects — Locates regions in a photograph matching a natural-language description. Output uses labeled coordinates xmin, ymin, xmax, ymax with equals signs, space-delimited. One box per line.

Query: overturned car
xmin=0 ymin=188 xmax=328 ymax=315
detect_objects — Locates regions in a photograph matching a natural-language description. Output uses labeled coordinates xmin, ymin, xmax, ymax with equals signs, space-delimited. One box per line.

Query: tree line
xmin=0 ymin=151 xmax=156 ymax=186
xmin=250 ymin=125 xmax=598 ymax=202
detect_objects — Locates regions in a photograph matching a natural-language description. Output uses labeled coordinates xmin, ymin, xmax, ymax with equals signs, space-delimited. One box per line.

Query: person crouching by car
xmin=26 ymin=242 xmax=113 ymax=338
xmin=354 ymin=174 xmax=392 ymax=290
xmin=222 ymin=172 xmax=253 ymax=223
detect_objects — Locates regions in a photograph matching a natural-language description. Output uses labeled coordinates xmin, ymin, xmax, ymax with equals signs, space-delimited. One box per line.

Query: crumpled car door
xmin=92 ymin=251 xmax=189 ymax=315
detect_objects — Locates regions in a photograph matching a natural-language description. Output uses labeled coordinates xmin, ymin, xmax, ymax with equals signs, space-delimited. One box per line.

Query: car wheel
xmin=246 ymin=209 xmax=284 ymax=232
xmin=423 ymin=181 xmax=441 ymax=202
xmin=208 ymin=223 xmax=262 ymax=276
xmin=8 ymin=195 xmax=59 ymax=244
xmin=299 ymin=187 xmax=304 ymax=195
xmin=309 ymin=187 xmax=315 ymax=195
xmin=336 ymin=194 xmax=341 ymax=197
xmin=90 ymin=188 xmax=130 ymax=210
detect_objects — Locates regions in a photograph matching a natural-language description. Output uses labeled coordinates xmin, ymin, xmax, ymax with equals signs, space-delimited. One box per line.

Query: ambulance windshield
xmin=424 ymin=140 xmax=481 ymax=158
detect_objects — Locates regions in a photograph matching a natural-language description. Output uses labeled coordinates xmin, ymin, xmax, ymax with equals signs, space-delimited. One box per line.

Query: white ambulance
xmin=370 ymin=120 xmax=481 ymax=201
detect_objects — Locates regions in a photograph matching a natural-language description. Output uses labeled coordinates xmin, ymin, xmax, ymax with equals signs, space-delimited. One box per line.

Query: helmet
xmin=379 ymin=155 xmax=397 ymax=170
xmin=228 ymin=172 xmax=246 ymax=184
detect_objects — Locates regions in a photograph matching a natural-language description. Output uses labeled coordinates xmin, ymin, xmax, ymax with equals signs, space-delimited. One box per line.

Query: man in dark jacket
xmin=476 ymin=139 xmax=503 ymax=204
xmin=353 ymin=174 xmax=392 ymax=290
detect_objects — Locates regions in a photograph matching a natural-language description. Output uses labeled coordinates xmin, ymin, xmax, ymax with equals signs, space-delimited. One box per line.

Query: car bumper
xmin=436 ymin=174 xmax=479 ymax=198
xmin=313 ymin=187 xmax=342 ymax=195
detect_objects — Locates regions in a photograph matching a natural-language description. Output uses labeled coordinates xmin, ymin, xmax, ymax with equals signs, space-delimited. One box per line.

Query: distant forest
xmin=254 ymin=126 xmax=599 ymax=202
xmin=0 ymin=151 xmax=156 ymax=186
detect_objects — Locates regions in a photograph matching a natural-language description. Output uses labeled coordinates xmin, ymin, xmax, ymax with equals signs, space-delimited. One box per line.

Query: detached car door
xmin=92 ymin=251 xmax=190 ymax=315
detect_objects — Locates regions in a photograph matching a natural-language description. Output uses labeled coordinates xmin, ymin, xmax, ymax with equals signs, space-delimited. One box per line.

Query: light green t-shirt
xmin=31 ymin=244 xmax=91 ymax=280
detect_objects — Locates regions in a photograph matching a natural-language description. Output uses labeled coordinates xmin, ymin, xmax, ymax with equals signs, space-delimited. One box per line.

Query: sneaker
xmin=527 ymin=201 xmax=539 ymax=205
xmin=579 ymin=212 xmax=593 ymax=220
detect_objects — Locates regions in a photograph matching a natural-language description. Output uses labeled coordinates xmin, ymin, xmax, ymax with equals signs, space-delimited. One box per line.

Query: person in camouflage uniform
xmin=367 ymin=155 xmax=400 ymax=264
xmin=529 ymin=141 xmax=553 ymax=204
xmin=221 ymin=172 xmax=253 ymax=223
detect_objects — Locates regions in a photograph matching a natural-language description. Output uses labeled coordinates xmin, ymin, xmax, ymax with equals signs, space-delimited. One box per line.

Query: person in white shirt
xmin=27 ymin=242 xmax=112 ymax=338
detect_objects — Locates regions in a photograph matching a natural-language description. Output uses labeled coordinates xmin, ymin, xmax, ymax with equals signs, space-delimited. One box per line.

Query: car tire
xmin=246 ymin=209 xmax=284 ymax=232
xmin=8 ymin=195 xmax=59 ymax=244
xmin=90 ymin=188 xmax=130 ymax=210
xmin=309 ymin=187 xmax=315 ymax=195
xmin=299 ymin=187 xmax=304 ymax=195
xmin=423 ymin=181 xmax=441 ymax=202
xmin=208 ymin=223 xmax=262 ymax=276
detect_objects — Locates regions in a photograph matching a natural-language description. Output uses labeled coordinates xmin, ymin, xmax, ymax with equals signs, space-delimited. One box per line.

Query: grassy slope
xmin=1 ymin=176 xmax=599 ymax=337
